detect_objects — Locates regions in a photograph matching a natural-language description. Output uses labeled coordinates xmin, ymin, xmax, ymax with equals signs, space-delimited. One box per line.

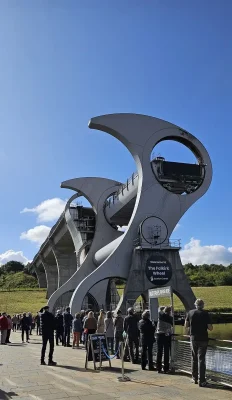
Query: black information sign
xmin=145 ymin=255 xmax=172 ymax=286
xmin=85 ymin=333 xmax=111 ymax=370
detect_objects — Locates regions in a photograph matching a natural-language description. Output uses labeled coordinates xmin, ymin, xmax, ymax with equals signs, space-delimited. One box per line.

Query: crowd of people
xmin=0 ymin=312 xmax=39 ymax=344
xmin=0 ymin=298 xmax=213 ymax=387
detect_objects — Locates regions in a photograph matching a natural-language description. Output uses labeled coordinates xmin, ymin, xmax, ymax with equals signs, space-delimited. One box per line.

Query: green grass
xmin=117 ymin=286 xmax=232 ymax=311
xmin=0 ymin=286 xmax=231 ymax=315
xmin=0 ymin=289 xmax=47 ymax=315
xmin=0 ymin=272 xmax=39 ymax=289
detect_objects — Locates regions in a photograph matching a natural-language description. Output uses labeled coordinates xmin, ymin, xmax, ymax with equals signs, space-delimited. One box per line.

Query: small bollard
xmin=117 ymin=340 xmax=131 ymax=382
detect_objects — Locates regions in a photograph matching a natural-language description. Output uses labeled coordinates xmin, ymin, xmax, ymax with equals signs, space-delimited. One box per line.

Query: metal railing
xmin=152 ymin=336 xmax=232 ymax=387
xmin=133 ymin=237 xmax=181 ymax=249
xmin=105 ymin=172 xmax=139 ymax=208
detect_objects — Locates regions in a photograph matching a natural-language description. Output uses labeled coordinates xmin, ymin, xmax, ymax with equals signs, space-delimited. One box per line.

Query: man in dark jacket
xmin=40 ymin=306 xmax=56 ymax=366
xmin=55 ymin=310 xmax=64 ymax=346
xmin=123 ymin=308 xmax=139 ymax=363
xmin=139 ymin=310 xmax=155 ymax=370
xmin=185 ymin=299 xmax=213 ymax=387
xmin=21 ymin=313 xmax=30 ymax=343
xmin=35 ymin=312 xmax=41 ymax=335
xmin=63 ymin=307 xmax=73 ymax=347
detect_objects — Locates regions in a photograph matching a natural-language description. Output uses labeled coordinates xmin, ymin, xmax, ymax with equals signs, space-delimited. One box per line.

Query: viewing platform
xmin=0 ymin=332 xmax=231 ymax=400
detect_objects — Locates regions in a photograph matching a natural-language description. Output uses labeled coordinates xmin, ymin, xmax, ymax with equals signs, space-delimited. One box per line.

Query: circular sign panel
xmin=140 ymin=216 xmax=168 ymax=246
xmin=145 ymin=255 xmax=172 ymax=286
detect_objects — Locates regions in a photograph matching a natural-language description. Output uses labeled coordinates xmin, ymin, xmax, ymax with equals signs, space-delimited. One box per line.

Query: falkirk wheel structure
xmin=31 ymin=114 xmax=212 ymax=315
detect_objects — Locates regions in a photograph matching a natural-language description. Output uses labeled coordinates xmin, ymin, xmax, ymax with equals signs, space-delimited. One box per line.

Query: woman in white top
xmin=104 ymin=311 xmax=114 ymax=354
xmin=97 ymin=309 xmax=105 ymax=333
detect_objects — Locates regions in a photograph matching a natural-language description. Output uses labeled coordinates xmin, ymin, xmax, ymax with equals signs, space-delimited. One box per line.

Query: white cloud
xmin=20 ymin=198 xmax=66 ymax=223
xmin=0 ymin=250 xmax=30 ymax=266
xmin=180 ymin=238 xmax=232 ymax=266
xmin=20 ymin=225 xmax=51 ymax=245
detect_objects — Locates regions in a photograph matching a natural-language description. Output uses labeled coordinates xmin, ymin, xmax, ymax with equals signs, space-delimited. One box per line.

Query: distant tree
xmin=1 ymin=261 xmax=24 ymax=274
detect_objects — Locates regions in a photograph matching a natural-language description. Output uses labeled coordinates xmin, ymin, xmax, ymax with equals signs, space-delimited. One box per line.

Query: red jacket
xmin=0 ymin=315 xmax=8 ymax=330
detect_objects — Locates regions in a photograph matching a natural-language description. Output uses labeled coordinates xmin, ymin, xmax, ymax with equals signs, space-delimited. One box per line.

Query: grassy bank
xmin=0 ymin=290 xmax=47 ymax=315
xmin=117 ymin=286 xmax=232 ymax=311
xmin=0 ymin=286 xmax=231 ymax=315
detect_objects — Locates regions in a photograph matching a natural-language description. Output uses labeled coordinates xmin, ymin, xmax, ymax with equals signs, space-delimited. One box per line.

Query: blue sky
xmin=0 ymin=1 xmax=232 ymax=266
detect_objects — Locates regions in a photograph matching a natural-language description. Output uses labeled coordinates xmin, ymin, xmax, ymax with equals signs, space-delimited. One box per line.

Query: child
xmin=72 ymin=313 xmax=82 ymax=348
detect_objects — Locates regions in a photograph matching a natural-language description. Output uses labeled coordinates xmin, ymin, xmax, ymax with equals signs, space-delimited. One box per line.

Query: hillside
xmin=0 ymin=286 xmax=231 ymax=315
xmin=0 ymin=271 xmax=39 ymax=289
xmin=117 ymin=286 xmax=232 ymax=312
xmin=0 ymin=290 xmax=47 ymax=315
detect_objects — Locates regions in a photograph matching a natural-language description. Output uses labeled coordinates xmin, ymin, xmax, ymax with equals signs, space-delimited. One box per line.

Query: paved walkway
xmin=0 ymin=332 xmax=231 ymax=400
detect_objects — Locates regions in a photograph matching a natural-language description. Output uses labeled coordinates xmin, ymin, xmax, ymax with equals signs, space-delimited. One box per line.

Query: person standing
xmin=63 ymin=307 xmax=73 ymax=347
xmin=40 ymin=306 xmax=56 ymax=366
xmin=28 ymin=312 xmax=33 ymax=335
xmin=17 ymin=314 xmax=21 ymax=331
xmin=12 ymin=315 xmax=17 ymax=332
xmin=0 ymin=312 xmax=8 ymax=344
xmin=139 ymin=310 xmax=155 ymax=370
xmin=83 ymin=311 xmax=97 ymax=348
xmin=6 ymin=315 xmax=12 ymax=344
xmin=82 ymin=310 xmax=90 ymax=345
xmin=104 ymin=311 xmax=114 ymax=354
xmin=21 ymin=313 xmax=30 ymax=343
xmin=123 ymin=308 xmax=139 ymax=363
xmin=97 ymin=310 xmax=105 ymax=333
xmin=185 ymin=299 xmax=213 ymax=387
xmin=156 ymin=306 xmax=173 ymax=373
xmin=114 ymin=310 xmax=124 ymax=359
xmin=55 ymin=310 xmax=64 ymax=346
xmin=35 ymin=312 xmax=41 ymax=335
xmin=72 ymin=313 xmax=82 ymax=348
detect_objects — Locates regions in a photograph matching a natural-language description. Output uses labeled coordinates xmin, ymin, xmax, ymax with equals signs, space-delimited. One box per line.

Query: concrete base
xmin=117 ymin=248 xmax=196 ymax=314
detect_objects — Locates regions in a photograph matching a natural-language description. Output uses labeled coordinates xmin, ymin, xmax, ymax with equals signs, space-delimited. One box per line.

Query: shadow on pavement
xmin=57 ymin=364 xmax=138 ymax=374
xmin=207 ymin=382 xmax=232 ymax=392
xmin=0 ymin=389 xmax=18 ymax=399
xmin=174 ymin=371 xmax=232 ymax=392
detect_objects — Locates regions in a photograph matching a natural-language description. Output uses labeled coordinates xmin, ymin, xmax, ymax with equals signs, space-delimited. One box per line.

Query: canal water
xmin=175 ymin=323 xmax=232 ymax=341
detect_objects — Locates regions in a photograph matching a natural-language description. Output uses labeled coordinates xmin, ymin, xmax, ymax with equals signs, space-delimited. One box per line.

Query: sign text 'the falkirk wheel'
xmin=145 ymin=254 xmax=172 ymax=286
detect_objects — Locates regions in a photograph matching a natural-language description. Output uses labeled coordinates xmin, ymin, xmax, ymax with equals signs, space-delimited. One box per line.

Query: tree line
xmin=1 ymin=261 xmax=232 ymax=287
xmin=0 ymin=261 xmax=35 ymax=276
xmin=184 ymin=263 xmax=232 ymax=286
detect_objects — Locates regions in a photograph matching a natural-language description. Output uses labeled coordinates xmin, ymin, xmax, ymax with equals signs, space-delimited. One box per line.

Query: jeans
xmin=107 ymin=337 xmax=114 ymax=353
xmin=13 ymin=323 xmax=17 ymax=332
xmin=0 ymin=330 xmax=7 ymax=344
xmin=63 ymin=326 xmax=71 ymax=346
xmin=115 ymin=331 xmax=123 ymax=358
xmin=125 ymin=336 xmax=139 ymax=362
xmin=22 ymin=328 xmax=29 ymax=342
xmin=141 ymin=341 xmax=153 ymax=369
xmin=191 ymin=340 xmax=208 ymax=383
xmin=156 ymin=334 xmax=171 ymax=372
xmin=41 ymin=333 xmax=54 ymax=362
